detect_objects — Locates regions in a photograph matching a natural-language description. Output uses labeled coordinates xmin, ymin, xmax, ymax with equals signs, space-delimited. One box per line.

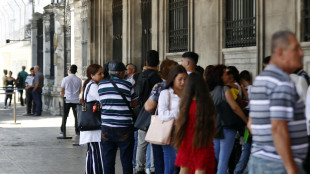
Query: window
xmin=225 ymin=0 xmax=256 ymax=48
xmin=304 ymin=0 xmax=310 ymax=41
xmin=168 ymin=0 xmax=188 ymax=53
xmin=112 ymin=0 xmax=123 ymax=62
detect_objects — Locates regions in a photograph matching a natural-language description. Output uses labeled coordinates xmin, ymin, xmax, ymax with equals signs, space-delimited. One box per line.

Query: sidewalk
xmin=0 ymin=99 xmax=122 ymax=174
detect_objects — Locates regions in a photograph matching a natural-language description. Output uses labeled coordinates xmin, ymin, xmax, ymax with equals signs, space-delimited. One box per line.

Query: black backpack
xmin=134 ymin=71 xmax=156 ymax=113
xmin=16 ymin=73 xmax=23 ymax=88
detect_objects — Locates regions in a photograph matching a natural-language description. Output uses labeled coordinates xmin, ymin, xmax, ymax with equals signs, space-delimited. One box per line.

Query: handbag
xmin=77 ymin=82 xmax=102 ymax=131
xmin=134 ymin=106 xmax=152 ymax=131
xmin=145 ymin=92 xmax=174 ymax=145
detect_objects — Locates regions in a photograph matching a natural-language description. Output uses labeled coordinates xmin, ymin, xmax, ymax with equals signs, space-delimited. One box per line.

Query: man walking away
xmin=248 ymin=30 xmax=308 ymax=174
xmin=60 ymin=65 xmax=82 ymax=136
xmin=32 ymin=66 xmax=44 ymax=116
xmin=16 ymin=66 xmax=28 ymax=106
xmin=24 ymin=67 xmax=36 ymax=115
xmin=98 ymin=61 xmax=138 ymax=174
xmin=181 ymin=52 xmax=199 ymax=75
xmin=2 ymin=69 xmax=7 ymax=107
xmin=134 ymin=50 xmax=162 ymax=174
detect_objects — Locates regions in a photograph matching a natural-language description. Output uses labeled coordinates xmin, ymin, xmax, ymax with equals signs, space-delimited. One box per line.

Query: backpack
xmin=134 ymin=71 xmax=156 ymax=113
xmin=16 ymin=73 xmax=23 ymax=88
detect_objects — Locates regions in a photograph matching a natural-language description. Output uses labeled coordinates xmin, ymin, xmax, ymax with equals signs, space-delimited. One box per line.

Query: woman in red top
xmin=174 ymin=72 xmax=216 ymax=174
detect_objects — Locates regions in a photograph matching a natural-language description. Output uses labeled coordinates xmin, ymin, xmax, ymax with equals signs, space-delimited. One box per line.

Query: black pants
xmin=26 ymin=88 xmax=36 ymax=114
xmin=19 ymin=89 xmax=24 ymax=105
xmin=60 ymin=102 xmax=79 ymax=133
xmin=4 ymin=93 xmax=12 ymax=106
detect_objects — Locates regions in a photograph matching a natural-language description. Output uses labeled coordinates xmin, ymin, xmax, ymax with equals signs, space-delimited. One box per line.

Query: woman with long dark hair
xmin=205 ymin=65 xmax=247 ymax=174
xmin=80 ymin=64 xmax=104 ymax=174
xmin=174 ymin=72 xmax=216 ymax=174
xmin=157 ymin=65 xmax=187 ymax=174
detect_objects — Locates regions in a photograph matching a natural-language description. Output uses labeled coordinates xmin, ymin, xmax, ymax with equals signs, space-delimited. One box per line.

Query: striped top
xmin=249 ymin=65 xmax=308 ymax=164
xmin=98 ymin=76 xmax=138 ymax=127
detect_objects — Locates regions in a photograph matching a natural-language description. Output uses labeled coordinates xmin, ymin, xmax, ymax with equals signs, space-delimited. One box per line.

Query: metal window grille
xmin=225 ymin=0 xmax=256 ymax=48
xmin=141 ymin=0 xmax=152 ymax=68
xmin=168 ymin=0 xmax=188 ymax=53
xmin=113 ymin=0 xmax=123 ymax=62
xmin=304 ymin=0 xmax=310 ymax=41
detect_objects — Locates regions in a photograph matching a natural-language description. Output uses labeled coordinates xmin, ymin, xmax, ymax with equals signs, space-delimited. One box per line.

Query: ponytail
xmin=81 ymin=64 xmax=102 ymax=102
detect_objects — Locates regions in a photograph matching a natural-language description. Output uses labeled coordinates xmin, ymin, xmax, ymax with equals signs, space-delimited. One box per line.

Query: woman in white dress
xmin=80 ymin=64 xmax=104 ymax=174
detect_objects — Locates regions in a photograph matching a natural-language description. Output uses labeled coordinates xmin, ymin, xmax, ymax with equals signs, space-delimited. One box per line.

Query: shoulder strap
xmin=109 ymin=77 xmax=136 ymax=116
xmin=84 ymin=82 xmax=94 ymax=103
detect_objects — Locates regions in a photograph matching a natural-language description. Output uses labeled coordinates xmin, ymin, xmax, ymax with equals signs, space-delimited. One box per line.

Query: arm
xmin=225 ymin=89 xmax=248 ymax=123
xmin=33 ymin=83 xmax=39 ymax=91
xmin=158 ymin=90 xmax=177 ymax=121
xmin=144 ymin=99 xmax=157 ymax=113
xmin=247 ymin=116 xmax=252 ymax=133
xmin=61 ymin=88 xmax=65 ymax=98
xmin=271 ymin=120 xmax=298 ymax=174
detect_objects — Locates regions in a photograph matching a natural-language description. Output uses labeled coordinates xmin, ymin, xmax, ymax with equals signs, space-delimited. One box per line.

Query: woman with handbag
xmin=174 ymin=72 xmax=216 ymax=174
xmin=80 ymin=64 xmax=104 ymax=174
xmin=157 ymin=65 xmax=187 ymax=174
xmin=205 ymin=65 xmax=247 ymax=174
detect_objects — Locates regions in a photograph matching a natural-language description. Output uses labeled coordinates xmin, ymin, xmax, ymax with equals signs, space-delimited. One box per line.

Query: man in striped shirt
xmin=98 ymin=61 xmax=138 ymax=174
xmin=248 ymin=31 xmax=308 ymax=174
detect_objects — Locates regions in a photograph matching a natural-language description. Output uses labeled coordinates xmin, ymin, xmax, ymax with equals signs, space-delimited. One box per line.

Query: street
xmin=0 ymin=98 xmax=123 ymax=174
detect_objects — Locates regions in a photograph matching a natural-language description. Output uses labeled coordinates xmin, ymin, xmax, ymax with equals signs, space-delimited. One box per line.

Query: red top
xmin=175 ymin=100 xmax=215 ymax=173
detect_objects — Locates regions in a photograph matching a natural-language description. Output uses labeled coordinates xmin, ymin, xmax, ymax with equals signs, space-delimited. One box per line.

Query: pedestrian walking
xmin=248 ymin=31 xmax=308 ymax=174
xmin=98 ymin=61 xmax=138 ymax=174
xmin=16 ymin=66 xmax=28 ymax=106
xmin=4 ymin=71 xmax=15 ymax=109
xmin=24 ymin=67 xmax=36 ymax=115
xmin=206 ymin=65 xmax=247 ymax=174
xmin=174 ymin=72 xmax=216 ymax=174
xmin=157 ymin=65 xmax=187 ymax=174
xmin=143 ymin=59 xmax=178 ymax=174
xmin=80 ymin=64 xmax=104 ymax=174
xmin=134 ymin=50 xmax=162 ymax=174
xmin=60 ymin=65 xmax=82 ymax=136
xmin=32 ymin=65 xmax=44 ymax=116
xmin=2 ymin=69 xmax=8 ymax=107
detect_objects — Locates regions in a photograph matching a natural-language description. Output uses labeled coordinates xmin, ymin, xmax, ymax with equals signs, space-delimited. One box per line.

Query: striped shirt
xmin=98 ymin=76 xmax=138 ymax=127
xmin=249 ymin=64 xmax=308 ymax=164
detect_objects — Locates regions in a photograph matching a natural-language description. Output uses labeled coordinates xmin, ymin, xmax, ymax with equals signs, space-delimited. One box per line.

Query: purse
xmin=134 ymin=106 xmax=152 ymax=131
xmin=77 ymin=82 xmax=102 ymax=131
xmin=145 ymin=92 xmax=175 ymax=145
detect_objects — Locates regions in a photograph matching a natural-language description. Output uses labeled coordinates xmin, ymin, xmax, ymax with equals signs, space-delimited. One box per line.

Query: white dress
xmin=79 ymin=80 xmax=102 ymax=145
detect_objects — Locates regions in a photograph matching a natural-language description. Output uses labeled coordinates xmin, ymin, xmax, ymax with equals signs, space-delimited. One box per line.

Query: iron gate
xmin=141 ymin=0 xmax=152 ymax=68
xmin=113 ymin=0 xmax=123 ymax=62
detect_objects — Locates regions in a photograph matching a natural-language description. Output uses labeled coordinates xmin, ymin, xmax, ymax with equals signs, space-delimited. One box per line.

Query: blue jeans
xmin=248 ymin=156 xmax=306 ymax=174
xmin=101 ymin=126 xmax=134 ymax=174
xmin=132 ymin=130 xmax=138 ymax=168
xmin=162 ymin=145 xmax=177 ymax=174
xmin=152 ymin=144 xmax=164 ymax=174
xmin=214 ymin=128 xmax=237 ymax=174
xmin=32 ymin=87 xmax=42 ymax=115
xmin=146 ymin=143 xmax=152 ymax=169
xmin=234 ymin=137 xmax=252 ymax=174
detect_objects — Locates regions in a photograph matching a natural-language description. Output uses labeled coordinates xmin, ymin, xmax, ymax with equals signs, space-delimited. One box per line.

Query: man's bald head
xmin=34 ymin=65 xmax=40 ymax=73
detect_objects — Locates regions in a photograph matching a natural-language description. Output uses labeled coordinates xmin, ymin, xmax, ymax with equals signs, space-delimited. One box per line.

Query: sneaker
xmin=59 ymin=132 xmax=63 ymax=136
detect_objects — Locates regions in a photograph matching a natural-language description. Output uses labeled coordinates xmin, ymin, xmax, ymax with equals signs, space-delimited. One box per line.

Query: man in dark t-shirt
xmin=134 ymin=50 xmax=162 ymax=174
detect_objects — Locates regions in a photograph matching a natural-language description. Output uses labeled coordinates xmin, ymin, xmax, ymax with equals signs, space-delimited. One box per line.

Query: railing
xmin=225 ymin=0 xmax=256 ymax=48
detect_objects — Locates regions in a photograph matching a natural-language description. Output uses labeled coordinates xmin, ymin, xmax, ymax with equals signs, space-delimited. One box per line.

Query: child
xmin=174 ymin=72 xmax=216 ymax=174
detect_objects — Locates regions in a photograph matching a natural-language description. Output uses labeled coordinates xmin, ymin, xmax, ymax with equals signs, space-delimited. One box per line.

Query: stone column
xmin=31 ymin=13 xmax=43 ymax=67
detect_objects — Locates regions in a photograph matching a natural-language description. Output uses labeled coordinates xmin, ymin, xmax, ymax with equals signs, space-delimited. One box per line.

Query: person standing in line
xmin=24 ymin=67 xmax=36 ymax=116
xmin=181 ymin=52 xmax=199 ymax=75
xmin=98 ymin=61 xmax=138 ymax=174
xmin=248 ymin=31 xmax=308 ymax=174
xmin=17 ymin=66 xmax=28 ymax=106
xmin=135 ymin=50 xmax=162 ymax=174
xmin=60 ymin=65 xmax=82 ymax=136
xmin=80 ymin=64 xmax=104 ymax=174
xmin=32 ymin=65 xmax=44 ymax=116
xmin=157 ymin=65 xmax=187 ymax=174
xmin=206 ymin=65 xmax=247 ymax=174
xmin=126 ymin=63 xmax=137 ymax=85
xmin=2 ymin=69 xmax=8 ymax=107
xmin=174 ymin=72 xmax=216 ymax=174
xmin=4 ymin=71 xmax=15 ymax=109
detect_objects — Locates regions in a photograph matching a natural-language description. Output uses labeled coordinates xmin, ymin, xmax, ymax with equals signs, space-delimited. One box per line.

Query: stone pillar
xmin=81 ymin=0 xmax=88 ymax=77
xmin=31 ymin=13 xmax=43 ymax=67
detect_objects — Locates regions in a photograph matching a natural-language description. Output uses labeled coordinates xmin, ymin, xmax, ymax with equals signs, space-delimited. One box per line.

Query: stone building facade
xmin=35 ymin=0 xmax=310 ymax=115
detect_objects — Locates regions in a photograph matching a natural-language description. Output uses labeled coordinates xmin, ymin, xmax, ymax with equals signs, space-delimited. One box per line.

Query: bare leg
xmin=195 ymin=170 xmax=206 ymax=174
xmin=180 ymin=167 xmax=190 ymax=174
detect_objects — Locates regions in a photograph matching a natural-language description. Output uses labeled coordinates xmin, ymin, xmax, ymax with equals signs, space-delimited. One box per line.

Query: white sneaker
xmin=59 ymin=132 xmax=63 ymax=136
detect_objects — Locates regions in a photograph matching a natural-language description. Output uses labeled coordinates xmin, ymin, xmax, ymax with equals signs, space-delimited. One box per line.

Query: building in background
xmin=2 ymin=0 xmax=309 ymax=115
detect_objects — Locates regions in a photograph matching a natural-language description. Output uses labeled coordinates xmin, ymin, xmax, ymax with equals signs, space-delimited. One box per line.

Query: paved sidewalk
xmin=0 ymin=100 xmax=123 ymax=174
